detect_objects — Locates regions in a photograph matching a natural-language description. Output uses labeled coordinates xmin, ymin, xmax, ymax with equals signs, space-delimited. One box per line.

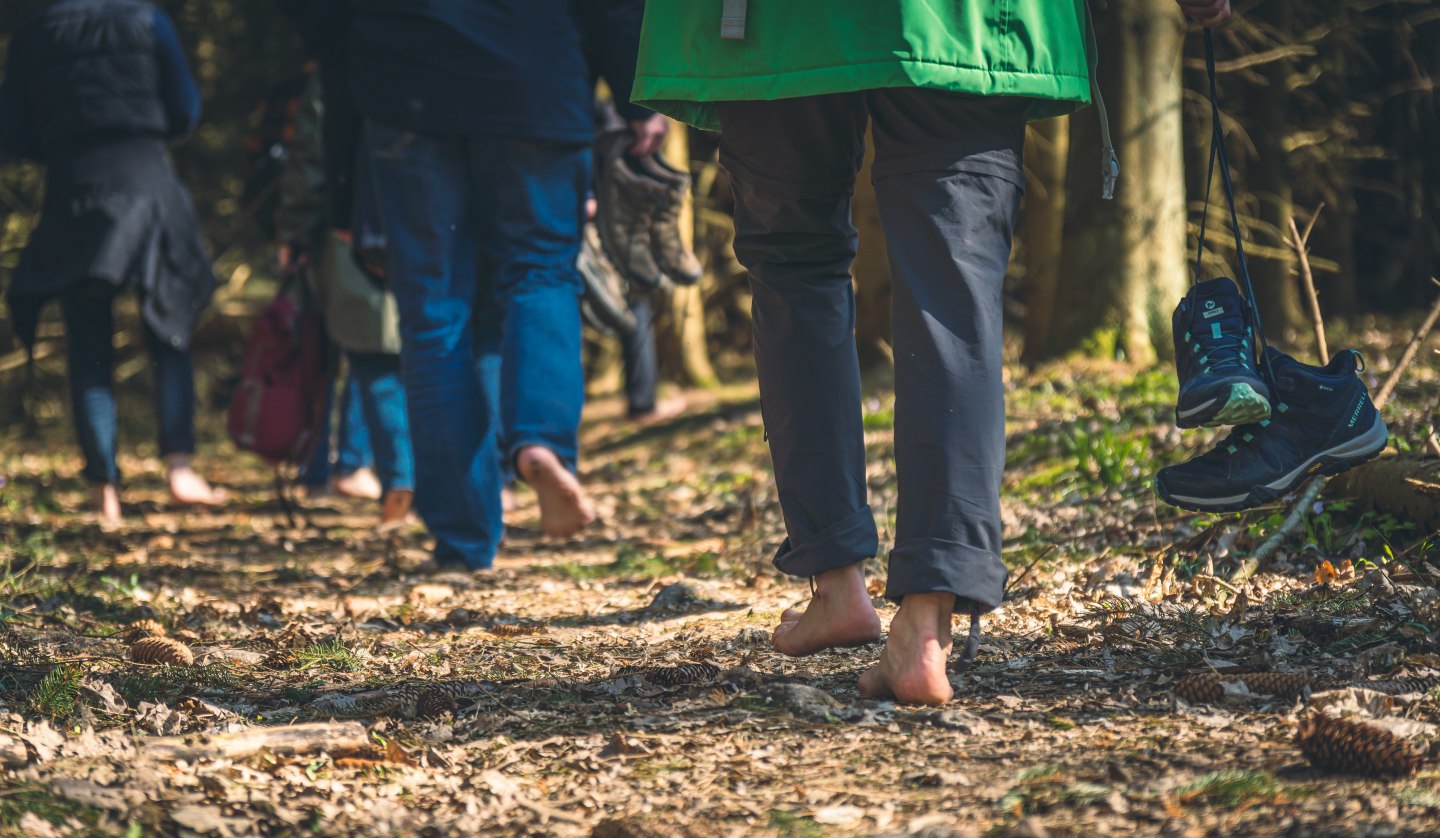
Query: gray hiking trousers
xmin=718 ymin=89 xmax=1025 ymax=614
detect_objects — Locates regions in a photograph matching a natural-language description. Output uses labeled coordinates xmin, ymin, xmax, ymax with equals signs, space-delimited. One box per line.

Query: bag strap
xmin=1193 ymin=28 xmax=1277 ymax=390
xmin=1084 ymin=1 xmax=1120 ymax=200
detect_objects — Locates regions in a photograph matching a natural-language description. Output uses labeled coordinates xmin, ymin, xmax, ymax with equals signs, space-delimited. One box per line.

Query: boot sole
xmin=1156 ymin=414 xmax=1389 ymax=512
xmin=1176 ymin=381 xmax=1272 ymax=429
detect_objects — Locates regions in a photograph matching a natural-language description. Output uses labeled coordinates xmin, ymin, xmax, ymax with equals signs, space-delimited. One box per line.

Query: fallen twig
xmin=1239 ymin=213 xmax=1334 ymax=577
xmin=1287 ymin=213 xmax=1328 ymax=364
xmin=1373 ymin=277 xmax=1440 ymax=409
xmin=142 ymin=721 xmax=367 ymax=763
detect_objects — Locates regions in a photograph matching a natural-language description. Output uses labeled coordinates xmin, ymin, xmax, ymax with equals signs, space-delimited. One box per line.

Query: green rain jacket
xmin=632 ymin=0 xmax=1096 ymax=131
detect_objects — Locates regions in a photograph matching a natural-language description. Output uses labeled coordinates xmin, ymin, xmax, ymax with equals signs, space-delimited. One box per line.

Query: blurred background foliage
xmin=0 ymin=0 xmax=1436 ymax=390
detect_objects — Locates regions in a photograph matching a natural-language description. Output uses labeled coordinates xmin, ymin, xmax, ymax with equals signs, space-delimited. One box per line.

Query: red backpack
xmin=227 ymin=277 xmax=329 ymax=466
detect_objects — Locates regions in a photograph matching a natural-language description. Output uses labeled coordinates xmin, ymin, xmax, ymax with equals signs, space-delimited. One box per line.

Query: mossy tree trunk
xmin=1044 ymin=0 xmax=1189 ymax=365
xmin=1019 ymin=117 xmax=1070 ymax=364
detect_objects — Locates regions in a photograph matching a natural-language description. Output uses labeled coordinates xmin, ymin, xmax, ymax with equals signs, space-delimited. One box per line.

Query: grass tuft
xmin=297 ymin=640 xmax=363 ymax=672
xmin=1177 ymin=769 xmax=1280 ymax=809
xmin=27 ymin=665 xmax=83 ymax=720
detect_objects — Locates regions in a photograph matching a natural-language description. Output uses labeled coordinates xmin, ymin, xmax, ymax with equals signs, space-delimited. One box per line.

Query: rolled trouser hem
xmin=885 ymin=538 xmax=1007 ymax=614
xmin=772 ymin=505 xmax=879 ymax=578
xmin=432 ymin=543 xmax=495 ymax=571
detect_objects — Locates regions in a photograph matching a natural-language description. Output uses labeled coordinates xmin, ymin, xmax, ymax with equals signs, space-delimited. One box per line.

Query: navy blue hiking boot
xmin=1172 ymin=278 xmax=1272 ymax=428
xmin=1156 ymin=348 xmax=1388 ymax=512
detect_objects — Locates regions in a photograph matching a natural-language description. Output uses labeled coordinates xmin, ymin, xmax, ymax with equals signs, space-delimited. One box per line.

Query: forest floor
xmin=2 ymin=323 xmax=1440 ymax=838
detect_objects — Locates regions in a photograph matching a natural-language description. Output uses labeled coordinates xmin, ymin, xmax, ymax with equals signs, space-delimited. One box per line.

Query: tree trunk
xmin=1328 ymin=455 xmax=1440 ymax=533
xmin=658 ymin=123 xmax=719 ymax=388
xmin=1046 ymin=0 xmax=1188 ymax=364
xmin=852 ymin=127 xmax=893 ymax=367
xmin=1247 ymin=2 xmax=1306 ymax=343
xmin=1019 ymin=117 xmax=1070 ymax=364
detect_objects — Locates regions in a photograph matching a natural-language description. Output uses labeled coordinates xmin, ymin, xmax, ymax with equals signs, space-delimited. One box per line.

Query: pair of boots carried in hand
xmin=593 ymin=129 xmax=702 ymax=290
xmin=1155 ymin=277 xmax=1389 ymax=512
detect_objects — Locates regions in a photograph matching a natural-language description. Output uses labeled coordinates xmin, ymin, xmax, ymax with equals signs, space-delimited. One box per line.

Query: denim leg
xmin=348 ymin=352 xmax=413 ymax=493
xmin=141 ymin=318 xmax=197 ymax=458
xmin=717 ymin=96 xmax=879 ymax=578
xmin=334 ymin=367 xmax=372 ymax=475
xmin=467 ymin=137 xmax=587 ymax=473
xmin=622 ymin=294 xmax=659 ymax=417
xmin=868 ymin=89 xmax=1027 ymax=614
xmin=366 ymin=119 xmax=502 ymax=569
xmin=60 ymin=282 xmax=120 ymax=485
xmin=302 ymin=373 xmax=338 ymax=487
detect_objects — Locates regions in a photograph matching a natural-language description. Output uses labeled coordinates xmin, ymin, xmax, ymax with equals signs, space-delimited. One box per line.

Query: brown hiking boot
xmin=594 ymin=130 xmax=667 ymax=289
xmin=635 ymin=154 xmax=703 ymax=284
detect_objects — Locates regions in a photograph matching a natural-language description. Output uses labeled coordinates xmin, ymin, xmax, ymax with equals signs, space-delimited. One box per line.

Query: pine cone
xmin=1173 ymin=674 xmax=1223 ymax=704
xmin=1173 ymin=671 xmax=1311 ymax=704
xmin=1240 ymin=671 xmax=1312 ymax=699
xmin=415 ymin=688 xmax=458 ymax=718
xmin=129 ymin=636 xmax=194 ymax=666
xmin=1296 ymin=713 xmax=1423 ymax=778
xmin=648 ymin=662 xmax=721 ymax=688
xmin=124 ymin=619 xmax=167 ymax=640
xmin=263 ymin=649 xmax=296 ymax=670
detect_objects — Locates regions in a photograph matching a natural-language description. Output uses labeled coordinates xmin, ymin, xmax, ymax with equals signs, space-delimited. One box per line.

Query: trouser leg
xmin=621 ymin=294 xmax=658 ymax=417
xmin=141 ymin=317 xmax=197 ymax=458
xmin=349 ymin=351 xmax=413 ymax=494
xmin=468 ymin=137 xmax=588 ymax=473
xmin=334 ymin=366 xmax=373 ymax=475
xmin=717 ymin=95 xmax=878 ymax=578
xmin=60 ymin=280 xmax=120 ymax=485
xmin=366 ymin=119 xmax=501 ymax=568
xmin=868 ymin=89 xmax=1026 ymax=613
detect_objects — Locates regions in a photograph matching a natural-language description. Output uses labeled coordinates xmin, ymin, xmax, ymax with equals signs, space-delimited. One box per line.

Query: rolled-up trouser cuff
xmin=885 ymin=538 xmax=1007 ymax=614
xmin=772 ymin=505 xmax=879 ymax=578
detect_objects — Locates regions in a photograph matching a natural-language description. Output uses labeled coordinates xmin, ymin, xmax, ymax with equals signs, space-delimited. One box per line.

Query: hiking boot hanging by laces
xmin=1156 ymin=31 xmax=1389 ymax=512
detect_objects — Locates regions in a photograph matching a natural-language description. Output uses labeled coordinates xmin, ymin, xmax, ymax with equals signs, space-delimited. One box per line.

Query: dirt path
xmin=3 ymin=360 xmax=1439 ymax=837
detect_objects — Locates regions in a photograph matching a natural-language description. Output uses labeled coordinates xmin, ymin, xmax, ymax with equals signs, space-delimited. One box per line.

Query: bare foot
xmin=333 ymin=467 xmax=383 ymax=500
xmin=516 ymin=446 xmax=594 ymax=538
xmin=859 ymin=592 xmax=957 ymax=706
xmin=771 ymin=564 xmax=882 ymax=657
xmin=165 ymin=455 xmax=228 ymax=507
xmin=377 ymin=489 xmax=414 ymax=532
xmin=631 ymin=395 xmax=688 ymax=427
xmin=91 ymin=483 xmax=121 ymax=525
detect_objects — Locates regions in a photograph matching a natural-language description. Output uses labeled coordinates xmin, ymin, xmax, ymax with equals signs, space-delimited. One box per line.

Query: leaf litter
xmin=1 ymin=350 xmax=1439 ymax=836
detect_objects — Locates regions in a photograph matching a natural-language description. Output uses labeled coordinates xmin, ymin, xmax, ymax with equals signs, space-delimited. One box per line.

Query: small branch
xmin=1288 ymin=214 xmax=1328 ymax=365
xmin=1374 ymin=278 xmax=1440 ymax=410
xmin=142 ymin=721 xmax=368 ymax=763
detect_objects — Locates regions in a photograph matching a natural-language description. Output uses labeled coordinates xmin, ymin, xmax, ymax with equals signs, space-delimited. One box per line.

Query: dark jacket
xmin=348 ymin=0 xmax=651 ymax=141
xmin=279 ymin=0 xmax=360 ymax=227
xmin=0 ymin=0 xmax=215 ymax=351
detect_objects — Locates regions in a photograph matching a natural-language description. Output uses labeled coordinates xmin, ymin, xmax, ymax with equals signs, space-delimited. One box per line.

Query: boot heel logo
xmin=1347 ymin=398 xmax=1364 ymax=428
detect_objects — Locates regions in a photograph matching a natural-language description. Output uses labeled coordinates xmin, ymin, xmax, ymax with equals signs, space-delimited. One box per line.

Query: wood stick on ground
xmin=1237 ymin=214 xmax=1334 ymax=579
xmin=142 ymin=721 xmax=368 ymax=763
xmin=1288 ymin=214 xmax=1328 ymax=365
xmin=1373 ymin=278 xmax=1440 ymax=410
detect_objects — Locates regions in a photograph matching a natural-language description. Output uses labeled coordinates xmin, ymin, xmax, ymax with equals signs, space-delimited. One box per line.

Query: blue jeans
xmin=303 ymin=369 xmax=372 ymax=487
xmin=622 ymin=294 xmax=659 ymax=417
xmin=60 ymin=279 xmax=196 ymax=485
xmin=303 ymin=356 xmax=414 ymax=494
xmin=347 ymin=352 xmax=414 ymax=493
xmin=365 ymin=121 xmax=588 ymax=569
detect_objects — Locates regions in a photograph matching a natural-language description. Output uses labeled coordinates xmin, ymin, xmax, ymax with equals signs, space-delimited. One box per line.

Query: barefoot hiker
xmin=0 ymin=0 xmax=225 ymax=523
xmin=631 ymin=0 xmax=1231 ymax=705
xmin=347 ymin=0 xmax=668 ymax=569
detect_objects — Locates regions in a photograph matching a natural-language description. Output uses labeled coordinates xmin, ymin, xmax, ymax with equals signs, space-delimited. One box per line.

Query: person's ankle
xmin=163 ymin=453 xmax=193 ymax=472
xmin=892 ymin=592 xmax=957 ymax=635
xmin=812 ymin=563 xmax=868 ymax=597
